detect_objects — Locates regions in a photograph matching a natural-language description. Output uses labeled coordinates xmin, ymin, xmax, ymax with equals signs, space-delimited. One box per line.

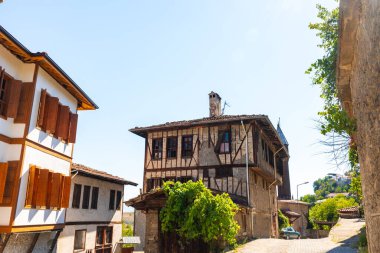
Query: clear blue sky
xmin=0 ymin=0 xmax=342 ymax=205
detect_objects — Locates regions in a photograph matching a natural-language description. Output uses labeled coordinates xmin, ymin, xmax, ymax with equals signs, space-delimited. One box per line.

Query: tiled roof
xmin=278 ymin=199 xmax=310 ymax=206
xmin=72 ymin=163 xmax=137 ymax=186
xmin=130 ymin=115 xmax=267 ymax=134
xmin=338 ymin=206 xmax=359 ymax=213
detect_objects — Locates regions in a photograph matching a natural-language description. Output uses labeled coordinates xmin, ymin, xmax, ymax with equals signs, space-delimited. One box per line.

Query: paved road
xmin=230 ymin=218 xmax=365 ymax=253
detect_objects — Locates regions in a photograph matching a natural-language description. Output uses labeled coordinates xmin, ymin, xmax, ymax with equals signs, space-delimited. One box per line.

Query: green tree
xmin=301 ymin=194 xmax=317 ymax=205
xmin=309 ymin=195 xmax=358 ymax=230
xmin=160 ymin=180 xmax=240 ymax=252
xmin=278 ymin=209 xmax=290 ymax=230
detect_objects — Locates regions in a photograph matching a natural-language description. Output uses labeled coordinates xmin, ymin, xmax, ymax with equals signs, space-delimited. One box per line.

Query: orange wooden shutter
xmin=45 ymin=171 xmax=53 ymax=209
xmin=37 ymin=89 xmax=47 ymax=128
xmin=6 ymin=79 xmax=22 ymax=118
xmin=49 ymin=173 xmax=62 ymax=209
xmin=68 ymin=113 xmax=78 ymax=143
xmin=2 ymin=161 xmax=18 ymax=205
xmin=36 ymin=169 xmax=49 ymax=207
xmin=55 ymin=105 xmax=70 ymax=140
xmin=25 ymin=165 xmax=36 ymax=208
xmin=0 ymin=163 xmax=8 ymax=204
xmin=43 ymin=96 xmax=59 ymax=134
xmin=61 ymin=176 xmax=71 ymax=208
xmin=15 ymin=82 xmax=34 ymax=123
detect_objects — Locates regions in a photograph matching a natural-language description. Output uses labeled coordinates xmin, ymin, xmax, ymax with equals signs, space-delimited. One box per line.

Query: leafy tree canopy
xmin=309 ymin=195 xmax=358 ymax=229
xmin=160 ymin=180 xmax=240 ymax=249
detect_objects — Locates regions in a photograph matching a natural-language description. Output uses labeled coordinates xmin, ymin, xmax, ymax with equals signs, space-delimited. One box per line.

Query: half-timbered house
xmin=0 ymin=26 xmax=97 ymax=252
xmin=126 ymin=92 xmax=291 ymax=253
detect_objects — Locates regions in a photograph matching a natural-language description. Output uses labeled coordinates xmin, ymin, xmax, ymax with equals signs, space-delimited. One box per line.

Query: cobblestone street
xmin=230 ymin=218 xmax=365 ymax=253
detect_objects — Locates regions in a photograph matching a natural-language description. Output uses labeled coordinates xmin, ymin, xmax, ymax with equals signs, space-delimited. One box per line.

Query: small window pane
xmin=109 ymin=190 xmax=115 ymax=210
xmin=82 ymin=185 xmax=91 ymax=209
xmin=152 ymin=138 xmax=163 ymax=159
xmin=106 ymin=227 xmax=113 ymax=244
xmin=166 ymin=137 xmax=177 ymax=158
xmin=72 ymin=184 xmax=82 ymax=208
xmin=91 ymin=187 xmax=99 ymax=209
xmin=74 ymin=230 xmax=86 ymax=250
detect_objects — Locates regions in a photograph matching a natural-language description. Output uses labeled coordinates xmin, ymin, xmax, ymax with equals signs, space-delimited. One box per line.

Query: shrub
xmin=278 ymin=210 xmax=290 ymax=230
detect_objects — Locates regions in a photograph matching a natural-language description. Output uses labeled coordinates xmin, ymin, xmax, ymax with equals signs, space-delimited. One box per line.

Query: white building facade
xmin=57 ymin=164 xmax=137 ymax=253
xmin=0 ymin=26 xmax=97 ymax=252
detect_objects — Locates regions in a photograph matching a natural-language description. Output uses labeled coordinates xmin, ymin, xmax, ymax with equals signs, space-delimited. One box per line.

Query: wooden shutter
xmin=68 ymin=113 xmax=78 ymax=143
xmin=43 ymin=95 xmax=59 ymax=134
xmin=55 ymin=105 xmax=70 ymax=140
xmin=25 ymin=165 xmax=37 ymax=208
xmin=45 ymin=171 xmax=53 ymax=209
xmin=0 ymin=163 xmax=8 ymax=204
xmin=6 ymin=79 xmax=22 ymax=118
xmin=36 ymin=169 xmax=49 ymax=207
xmin=61 ymin=176 xmax=71 ymax=208
xmin=15 ymin=82 xmax=34 ymax=123
xmin=2 ymin=161 xmax=18 ymax=205
xmin=49 ymin=173 xmax=62 ymax=209
xmin=37 ymin=89 xmax=47 ymax=128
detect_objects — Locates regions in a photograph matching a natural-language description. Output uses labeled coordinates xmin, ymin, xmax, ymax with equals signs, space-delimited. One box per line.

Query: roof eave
xmin=0 ymin=25 xmax=98 ymax=111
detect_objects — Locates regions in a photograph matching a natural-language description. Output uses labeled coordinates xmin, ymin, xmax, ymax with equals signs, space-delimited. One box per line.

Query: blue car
xmin=280 ymin=227 xmax=301 ymax=239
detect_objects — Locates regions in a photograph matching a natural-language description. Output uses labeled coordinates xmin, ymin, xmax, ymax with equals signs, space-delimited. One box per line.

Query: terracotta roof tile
xmin=72 ymin=163 xmax=137 ymax=186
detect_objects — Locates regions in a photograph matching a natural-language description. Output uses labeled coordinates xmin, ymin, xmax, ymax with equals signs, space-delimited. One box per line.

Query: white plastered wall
xmin=27 ymin=68 xmax=77 ymax=157
xmin=12 ymin=145 xmax=70 ymax=226
xmin=66 ymin=175 xmax=124 ymax=223
xmin=0 ymin=45 xmax=35 ymax=138
xmin=58 ymin=224 xmax=122 ymax=253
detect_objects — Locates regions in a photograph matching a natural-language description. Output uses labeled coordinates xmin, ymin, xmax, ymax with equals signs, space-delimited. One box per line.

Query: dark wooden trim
xmin=26 ymin=233 xmax=40 ymax=253
xmin=65 ymin=221 xmax=122 ymax=226
xmin=145 ymin=164 xmax=256 ymax=173
xmin=0 ymin=134 xmax=24 ymax=144
xmin=48 ymin=229 xmax=62 ymax=253
xmin=25 ymin=140 xmax=72 ymax=161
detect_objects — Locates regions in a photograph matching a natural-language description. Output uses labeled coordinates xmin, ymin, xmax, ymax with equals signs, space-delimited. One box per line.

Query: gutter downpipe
xmin=269 ymin=146 xmax=284 ymax=238
xmin=241 ymin=121 xmax=250 ymax=207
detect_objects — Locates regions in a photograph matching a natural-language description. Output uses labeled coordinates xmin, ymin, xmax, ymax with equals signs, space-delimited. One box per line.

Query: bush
xmin=309 ymin=195 xmax=358 ymax=230
xmin=278 ymin=210 xmax=290 ymax=230
xmin=160 ymin=180 xmax=240 ymax=251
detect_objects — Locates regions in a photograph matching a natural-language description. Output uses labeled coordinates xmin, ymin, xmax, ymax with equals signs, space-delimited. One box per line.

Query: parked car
xmin=280 ymin=227 xmax=300 ymax=239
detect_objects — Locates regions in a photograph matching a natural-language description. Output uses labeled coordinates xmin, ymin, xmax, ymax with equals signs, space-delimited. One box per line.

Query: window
xmin=181 ymin=135 xmax=193 ymax=158
xmin=74 ymin=230 xmax=86 ymax=251
xmin=109 ymin=190 xmax=115 ymax=210
xmin=116 ymin=191 xmax=122 ymax=210
xmin=218 ymin=131 xmax=231 ymax=153
xmin=0 ymin=72 xmax=9 ymax=117
xmin=82 ymin=185 xmax=91 ymax=209
xmin=0 ymin=162 xmax=18 ymax=206
xmin=24 ymin=166 xmax=70 ymax=209
xmin=152 ymin=138 xmax=163 ymax=160
xmin=166 ymin=137 xmax=177 ymax=158
xmin=91 ymin=187 xmax=99 ymax=209
xmin=96 ymin=226 xmax=113 ymax=251
xmin=72 ymin=184 xmax=82 ymax=208
xmin=37 ymin=89 xmax=78 ymax=143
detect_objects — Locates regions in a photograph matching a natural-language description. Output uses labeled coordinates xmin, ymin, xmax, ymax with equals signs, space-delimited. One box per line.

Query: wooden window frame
xmin=116 ymin=191 xmax=122 ymax=210
xmin=74 ymin=229 xmax=87 ymax=252
xmin=72 ymin=184 xmax=82 ymax=209
xmin=218 ymin=130 xmax=231 ymax=154
xmin=82 ymin=185 xmax=91 ymax=209
xmin=91 ymin=187 xmax=99 ymax=210
xmin=109 ymin=190 xmax=115 ymax=210
xmin=0 ymin=161 xmax=18 ymax=206
xmin=166 ymin=137 xmax=177 ymax=159
xmin=181 ymin=135 xmax=193 ymax=158
xmin=96 ymin=226 xmax=113 ymax=249
xmin=152 ymin=138 xmax=163 ymax=160
xmin=0 ymin=70 xmax=10 ymax=119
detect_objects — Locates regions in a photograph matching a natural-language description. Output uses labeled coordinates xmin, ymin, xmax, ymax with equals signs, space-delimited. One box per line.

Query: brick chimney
xmin=209 ymin=91 xmax=221 ymax=117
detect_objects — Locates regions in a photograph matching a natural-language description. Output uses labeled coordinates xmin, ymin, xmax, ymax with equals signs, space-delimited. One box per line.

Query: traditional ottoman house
xmin=0 ymin=26 xmax=97 ymax=252
xmin=126 ymin=92 xmax=290 ymax=253
xmin=57 ymin=163 xmax=137 ymax=253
